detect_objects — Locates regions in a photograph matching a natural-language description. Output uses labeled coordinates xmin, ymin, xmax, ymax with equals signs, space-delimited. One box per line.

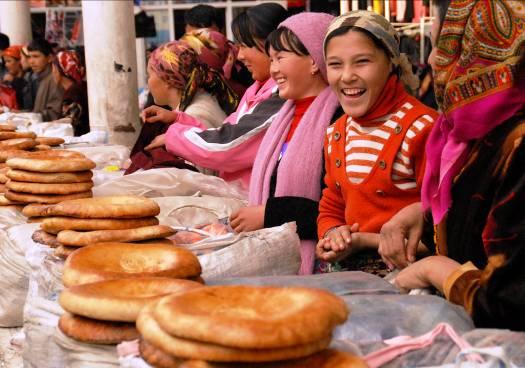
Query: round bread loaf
xmin=0 ymin=173 xmax=7 ymax=184
xmin=35 ymin=137 xmax=65 ymax=146
xmin=0 ymin=131 xmax=36 ymax=140
xmin=58 ymin=313 xmax=140 ymax=345
xmin=41 ymin=216 xmax=159 ymax=234
xmin=139 ymin=339 xmax=184 ymax=368
xmin=0 ymin=138 xmax=37 ymax=150
xmin=49 ymin=196 xmax=161 ymax=219
xmin=5 ymin=189 xmax=92 ymax=204
xmin=2 ymin=149 xmax=84 ymax=161
xmin=0 ymin=123 xmax=16 ymax=132
xmin=8 ymin=169 xmax=93 ymax=184
xmin=59 ymin=277 xmax=203 ymax=322
xmin=32 ymin=229 xmax=62 ymax=248
xmin=57 ymin=225 xmax=175 ymax=246
xmin=138 ymin=304 xmax=330 ymax=362
xmin=6 ymin=156 xmax=96 ymax=172
xmin=62 ymin=242 xmax=201 ymax=287
xmin=6 ymin=180 xmax=94 ymax=195
xmin=22 ymin=203 xmax=56 ymax=217
xmin=154 ymin=286 xmax=349 ymax=349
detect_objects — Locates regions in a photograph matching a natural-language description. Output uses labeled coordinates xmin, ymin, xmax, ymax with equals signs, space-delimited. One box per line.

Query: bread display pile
xmin=58 ymin=277 xmax=203 ymax=345
xmin=26 ymin=196 xmax=176 ymax=258
xmin=2 ymin=150 xmax=95 ymax=206
xmin=137 ymin=285 xmax=349 ymax=366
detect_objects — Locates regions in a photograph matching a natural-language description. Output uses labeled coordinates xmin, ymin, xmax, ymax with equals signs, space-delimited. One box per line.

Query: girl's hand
xmin=141 ymin=106 xmax=178 ymax=124
xmin=316 ymin=223 xmax=359 ymax=262
xmin=144 ymin=133 xmax=166 ymax=151
xmin=394 ymin=256 xmax=461 ymax=293
xmin=230 ymin=205 xmax=266 ymax=233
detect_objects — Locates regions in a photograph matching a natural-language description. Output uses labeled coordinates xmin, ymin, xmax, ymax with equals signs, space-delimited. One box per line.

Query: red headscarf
xmin=3 ymin=45 xmax=22 ymax=60
xmin=55 ymin=50 xmax=84 ymax=84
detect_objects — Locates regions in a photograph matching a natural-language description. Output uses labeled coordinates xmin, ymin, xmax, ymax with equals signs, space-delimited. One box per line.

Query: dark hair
xmin=231 ymin=3 xmax=288 ymax=51
xmin=432 ymin=0 xmax=452 ymax=30
xmin=265 ymin=27 xmax=308 ymax=56
xmin=184 ymin=4 xmax=224 ymax=30
xmin=27 ymin=38 xmax=53 ymax=56
xmin=0 ymin=33 xmax=9 ymax=51
xmin=324 ymin=26 xmax=392 ymax=59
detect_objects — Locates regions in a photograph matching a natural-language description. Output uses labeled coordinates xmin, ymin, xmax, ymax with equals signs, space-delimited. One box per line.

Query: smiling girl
xmin=316 ymin=11 xmax=438 ymax=275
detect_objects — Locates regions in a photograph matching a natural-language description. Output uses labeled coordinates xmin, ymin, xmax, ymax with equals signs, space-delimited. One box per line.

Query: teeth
xmin=276 ymin=78 xmax=286 ymax=84
xmin=342 ymin=88 xmax=365 ymax=96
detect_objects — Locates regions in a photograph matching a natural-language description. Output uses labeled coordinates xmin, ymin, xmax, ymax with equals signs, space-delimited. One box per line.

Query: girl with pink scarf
xmin=230 ymin=12 xmax=341 ymax=275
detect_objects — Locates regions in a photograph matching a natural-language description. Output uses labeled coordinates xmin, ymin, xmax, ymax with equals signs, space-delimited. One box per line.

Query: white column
xmin=0 ymin=0 xmax=32 ymax=45
xmin=82 ymin=0 xmax=140 ymax=147
xmin=341 ymin=0 xmax=350 ymax=14
xmin=136 ymin=38 xmax=147 ymax=90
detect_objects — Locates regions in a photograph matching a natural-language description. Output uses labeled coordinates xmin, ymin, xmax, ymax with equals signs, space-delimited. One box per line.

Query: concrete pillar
xmin=136 ymin=38 xmax=147 ymax=90
xmin=0 ymin=0 xmax=32 ymax=45
xmin=82 ymin=0 xmax=140 ymax=147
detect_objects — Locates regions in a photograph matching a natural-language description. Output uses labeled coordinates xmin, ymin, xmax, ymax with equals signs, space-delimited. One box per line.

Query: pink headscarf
xmin=422 ymin=0 xmax=525 ymax=224
xmin=55 ymin=50 xmax=84 ymax=84
xmin=248 ymin=12 xmax=338 ymax=275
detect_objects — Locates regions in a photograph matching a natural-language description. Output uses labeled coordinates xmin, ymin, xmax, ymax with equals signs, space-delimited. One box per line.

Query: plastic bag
xmin=0 ymin=223 xmax=39 ymax=327
xmin=0 ymin=206 xmax=26 ymax=229
xmin=68 ymin=144 xmax=130 ymax=169
xmin=93 ymin=168 xmax=247 ymax=200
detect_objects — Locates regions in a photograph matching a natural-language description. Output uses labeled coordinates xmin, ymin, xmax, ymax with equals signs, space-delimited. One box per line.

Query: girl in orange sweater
xmin=316 ymin=11 xmax=438 ymax=274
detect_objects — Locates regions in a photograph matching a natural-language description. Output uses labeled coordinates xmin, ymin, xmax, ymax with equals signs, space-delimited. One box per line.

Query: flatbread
xmin=7 ymin=169 xmax=93 ymax=184
xmin=0 ymin=138 xmax=37 ymax=150
xmin=32 ymin=229 xmax=62 ymax=248
xmin=0 ymin=173 xmax=7 ymax=184
xmin=0 ymin=183 xmax=5 ymax=193
xmin=5 ymin=180 xmax=94 ymax=195
xmin=138 ymin=304 xmax=331 ymax=362
xmin=1 ymin=149 xmax=84 ymax=162
xmin=41 ymin=216 xmax=159 ymax=234
xmin=57 ymin=225 xmax=175 ymax=246
xmin=0 ymin=193 xmax=25 ymax=206
xmin=35 ymin=137 xmax=65 ymax=146
xmin=54 ymin=244 xmax=79 ymax=259
xmin=62 ymin=242 xmax=201 ymax=287
xmin=6 ymin=156 xmax=96 ymax=172
xmin=33 ymin=144 xmax=51 ymax=151
xmin=59 ymin=277 xmax=203 ymax=322
xmin=49 ymin=196 xmax=161 ymax=219
xmin=5 ymin=189 xmax=92 ymax=204
xmin=58 ymin=313 xmax=140 ymax=345
xmin=0 ymin=131 xmax=36 ymax=140
xmin=22 ymin=203 xmax=56 ymax=217
xmin=0 ymin=123 xmax=16 ymax=132
xmin=139 ymin=339 xmax=185 ymax=368
xmin=154 ymin=286 xmax=349 ymax=349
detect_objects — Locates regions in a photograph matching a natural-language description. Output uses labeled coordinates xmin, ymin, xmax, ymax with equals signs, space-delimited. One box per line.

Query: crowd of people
xmin=2 ymin=0 xmax=524 ymax=331
xmin=0 ymin=35 xmax=89 ymax=135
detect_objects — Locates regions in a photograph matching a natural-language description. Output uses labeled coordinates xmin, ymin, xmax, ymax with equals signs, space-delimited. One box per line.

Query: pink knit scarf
xmin=249 ymin=86 xmax=340 ymax=274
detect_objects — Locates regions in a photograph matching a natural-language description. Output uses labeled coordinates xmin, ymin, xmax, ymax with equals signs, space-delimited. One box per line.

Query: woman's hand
xmin=141 ymin=106 xmax=178 ymax=124
xmin=379 ymin=202 xmax=424 ymax=270
xmin=394 ymin=256 xmax=461 ymax=293
xmin=230 ymin=205 xmax=266 ymax=233
xmin=144 ymin=133 xmax=166 ymax=151
xmin=316 ymin=223 xmax=359 ymax=262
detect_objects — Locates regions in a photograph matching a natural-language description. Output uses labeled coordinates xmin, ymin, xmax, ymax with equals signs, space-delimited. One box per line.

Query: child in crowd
xmin=27 ymin=38 xmax=63 ymax=121
xmin=140 ymin=3 xmax=288 ymax=189
xmin=230 ymin=12 xmax=341 ymax=275
xmin=316 ymin=11 xmax=438 ymax=275
xmin=126 ymin=39 xmax=239 ymax=174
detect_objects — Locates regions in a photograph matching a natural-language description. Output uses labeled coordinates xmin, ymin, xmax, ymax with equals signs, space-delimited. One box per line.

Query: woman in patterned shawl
xmin=380 ymin=0 xmax=525 ymax=330
xmin=126 ymin=39 xmax=239 ymax=174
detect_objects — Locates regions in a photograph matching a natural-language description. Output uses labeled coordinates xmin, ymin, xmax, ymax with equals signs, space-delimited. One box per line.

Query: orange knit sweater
xmin=317 ymin=96 xmax=438 ymax=238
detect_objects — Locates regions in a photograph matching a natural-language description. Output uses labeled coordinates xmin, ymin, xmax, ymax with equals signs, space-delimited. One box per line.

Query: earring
xmin=311 ymin=70 xmax=318 ymax=75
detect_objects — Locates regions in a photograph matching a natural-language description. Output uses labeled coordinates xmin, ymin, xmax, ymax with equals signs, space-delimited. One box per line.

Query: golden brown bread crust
xmin=35 ymin=137 xmax=65 ymax=146
xmin=49 ymin=196 xmax=161 ymax=219
xmin=0 ymin=183 xmax=5 ymax=193
xmin=41 ymin=216 xmax=159 ymax=234
xmin=6 ymin=156 xmax=96 ymax=172
xmin=153 ymin=286 xmax=349 ymax=349
xmin=0 ymin=123 xmax=16 ymax=132
xmin=0 ymin=138 xmax=37 ymax=150
xmin=56 ymin=225 xmax=175 ymax=246
xmin=2 ymin=149 xmax=84 ymax=161
xmin=0 ymin=193 xmax=25 ymax=205
xmin=59 ymin=277 xmax=203 ymax=322
xmin=138 ymin=304 xmax=331 ymax=362
xmin=54 ymin=244 xmax=79 ymax=259
xmin=32 ymin=229 xmax=62 ymax=248
xmin=62 ymin=242 xmax=201 ymax=287
xmin=0 ymin=131 xmax=36 ymax=140
xmin=8 ymin=169 xmax=93 ymax=183
xmin=5 ymin=189 xmax=92 ymax=204
xmin=0 ymin=174 xmax=7 ymax=184
xmin=139 ymin=338 xmax=185 ymax=368
xmin=33 ymin=144 xmax=51 ymax=151
xmin=22 ymin=203 xmax=56 ymax=217
xmin=58 ymin=312 xmax=140 ymax=345
xmin=6 ymin=180 xmax=94 ymax=195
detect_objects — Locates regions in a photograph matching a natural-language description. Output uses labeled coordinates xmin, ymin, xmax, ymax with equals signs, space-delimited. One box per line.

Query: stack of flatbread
xmin=57 ymin=277 xmax=203 ymax=345
xmin=27 ymin=196 xmax=176 ymax=258
xmin=137 ymin=285 xmax=350 ymax=366
xmin=1 ymin=150 xmax=94 ymax=206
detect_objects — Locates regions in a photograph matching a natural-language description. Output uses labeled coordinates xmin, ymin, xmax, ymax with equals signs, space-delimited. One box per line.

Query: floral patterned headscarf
xmin=55 ymin=50 xmax=84 ymax=84
xmin=3 ymin=45 xmax=22 ymax=60
xmin=148 ymin=40 xmax=238 ymax=114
